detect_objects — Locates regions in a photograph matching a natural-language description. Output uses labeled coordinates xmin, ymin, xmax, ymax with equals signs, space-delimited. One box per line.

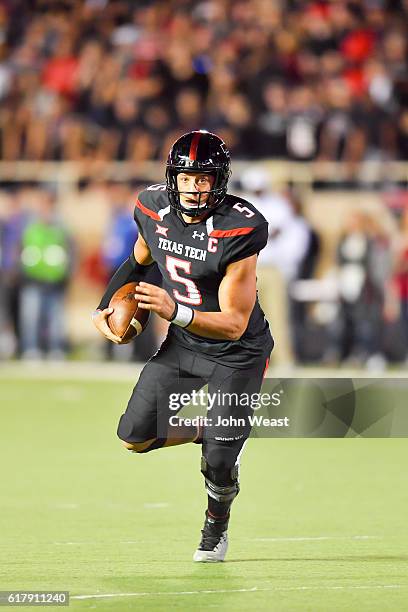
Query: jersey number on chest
xmin=166 ymin=255 xmax=202 ymax=306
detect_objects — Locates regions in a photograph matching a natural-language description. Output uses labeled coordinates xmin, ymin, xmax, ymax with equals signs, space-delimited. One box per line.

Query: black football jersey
xmin=133 ymin=185 xmax=273 ymax=367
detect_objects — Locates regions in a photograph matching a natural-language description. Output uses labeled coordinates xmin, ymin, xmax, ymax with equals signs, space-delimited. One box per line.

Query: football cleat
xmin=193 ymin=511 xmax=229 ymax=562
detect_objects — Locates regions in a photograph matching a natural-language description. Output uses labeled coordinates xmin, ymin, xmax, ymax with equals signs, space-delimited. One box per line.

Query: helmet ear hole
xmin=166 ymin=130 xmax=231 ymax=217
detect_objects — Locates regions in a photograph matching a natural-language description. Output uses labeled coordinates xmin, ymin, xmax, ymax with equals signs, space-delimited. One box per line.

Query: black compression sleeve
xmin=97 ymin=252 xmax=153 ymax=310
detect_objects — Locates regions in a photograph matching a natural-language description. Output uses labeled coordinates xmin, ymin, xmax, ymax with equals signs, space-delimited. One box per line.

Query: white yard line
xmin=71 ymin=584 xmax=406 ymax=600
xmin=253 ymin=535 xmax=380 ymax=542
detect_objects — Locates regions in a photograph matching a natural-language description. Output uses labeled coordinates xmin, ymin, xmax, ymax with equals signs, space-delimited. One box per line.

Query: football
xmin=108 ymin=282 xmax=149 ymax=342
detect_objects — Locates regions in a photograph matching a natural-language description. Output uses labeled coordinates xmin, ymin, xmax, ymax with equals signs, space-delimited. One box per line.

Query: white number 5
xmin=166 ymin=255 xmax=202 ymax=306
xmin=233 ymin=202 xmax=255 ymax=218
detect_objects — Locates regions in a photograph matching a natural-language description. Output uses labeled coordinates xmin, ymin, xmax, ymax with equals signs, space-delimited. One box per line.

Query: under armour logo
xmin=192 ymin=231 xmax=205 ymax=240
xmin=155 ymin=224 xmax=169 ymax=237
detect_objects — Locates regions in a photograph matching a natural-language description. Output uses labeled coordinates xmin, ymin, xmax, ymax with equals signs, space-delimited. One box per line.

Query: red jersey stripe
xmin=262 ymin=357 xmax=270 ymax=380
xmin=189 ymin=132 xmax=201 ymax=161
xmin=135 ymin=198 xmax=161 ymax=221
xmin=210 ymin=227 xmax=255 ymax=238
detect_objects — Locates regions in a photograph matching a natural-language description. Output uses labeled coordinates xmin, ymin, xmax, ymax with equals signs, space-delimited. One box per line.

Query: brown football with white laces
xmin=108 ymin=282 xmax=149 ymax=342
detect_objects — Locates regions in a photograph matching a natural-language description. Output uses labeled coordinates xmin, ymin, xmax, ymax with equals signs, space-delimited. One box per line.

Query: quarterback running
xmin=93 ymin=130 xmax=274 ymax=562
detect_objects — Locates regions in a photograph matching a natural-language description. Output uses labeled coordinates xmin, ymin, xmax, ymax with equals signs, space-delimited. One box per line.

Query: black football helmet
xmin=166 ymin=130 xmax=231 ymax=217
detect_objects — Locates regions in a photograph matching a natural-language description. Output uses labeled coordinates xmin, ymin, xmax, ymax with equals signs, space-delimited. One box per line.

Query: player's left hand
xmin=134 ymin=282 xmax=176 ymax=320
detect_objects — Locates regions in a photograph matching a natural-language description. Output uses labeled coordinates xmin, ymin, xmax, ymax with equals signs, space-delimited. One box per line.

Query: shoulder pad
xmin=212 ymin=194 xmax=267 ymax=236
xmin=135 ymin=185 xmax=169 ymax=221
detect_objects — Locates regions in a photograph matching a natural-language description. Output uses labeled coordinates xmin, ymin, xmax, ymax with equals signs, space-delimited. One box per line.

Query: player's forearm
xmin=97 ymin=252 xmax=153 ymax=310
xmin=187 ymin=310 xmax=248 ymax=341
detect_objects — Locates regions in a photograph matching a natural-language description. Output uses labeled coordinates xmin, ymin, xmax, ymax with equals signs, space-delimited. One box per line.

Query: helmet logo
xmin=182 ymin=159 xmax=196 ymax=167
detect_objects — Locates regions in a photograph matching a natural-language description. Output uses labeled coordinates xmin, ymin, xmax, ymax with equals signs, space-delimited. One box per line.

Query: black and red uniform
xmin=117 ymin=185 xmax=273 ymax=463
xmin=110 ymin=129 xmax=277 ymax=552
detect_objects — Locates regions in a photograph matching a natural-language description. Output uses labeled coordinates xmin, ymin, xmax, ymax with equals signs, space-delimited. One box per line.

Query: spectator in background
xmin=336 ymin=210 xmax=391 ymax=369
xmin=240 ymin=167 xmax=312 ymax=365
xmin=142 ymin=102 xmax=173 ymax=157
xmin=286 ymin=85 xmax=322 ymax=162
xmin=161 ymin=39 xmax=209 ymax=101
xmin=174 ymin=88 xmax=205 ymax=133
xmin=18 ymin=189 xmax=73 ymax=360
xmin=101 ymin=182 xmax=161 ymax=362
xmin=0 ymin=188 xmax=29 ymax=356
xmin=0 ymin=0 xmax=406 ymax=164
xmin=287 ymin=190 xmax=321 ymax=362
xmin=253 ymin=81 xmax=288 ymax=158
xmin=397 ymin=110 xmax=408 ymax=160
xmin=390 ymin=209 xmax=408 ymax=360
xmin=101 ymin=181 xmax=136 ymax=362
xmin=102 ymin=183 xmax=138 ymax=276
xmin=318 ymin=78 xmax=366 ymax=168
xmin=0 ymin=202 xmax=11 ymax=358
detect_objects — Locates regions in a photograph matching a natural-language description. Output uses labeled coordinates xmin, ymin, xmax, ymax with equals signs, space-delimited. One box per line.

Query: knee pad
xmin=201 ymin=456 xmax=240 ymax=503
xmin=117 ymin=412 xmax=156 ymax=444
xmin=204 ymin=440 xmax=243 ymax=473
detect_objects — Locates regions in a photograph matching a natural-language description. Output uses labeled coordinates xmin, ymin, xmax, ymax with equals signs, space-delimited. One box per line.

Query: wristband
xmin=170 ymin=303 xmax=194 ymax=328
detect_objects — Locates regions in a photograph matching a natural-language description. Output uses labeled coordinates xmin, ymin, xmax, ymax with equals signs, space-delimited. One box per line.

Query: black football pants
xmin=117 ymin=335 xmax=271 ymax=472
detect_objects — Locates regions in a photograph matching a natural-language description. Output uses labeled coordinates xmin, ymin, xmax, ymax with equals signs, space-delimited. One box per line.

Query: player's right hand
xmin=91 ymin=308 xmax=127 ymax=344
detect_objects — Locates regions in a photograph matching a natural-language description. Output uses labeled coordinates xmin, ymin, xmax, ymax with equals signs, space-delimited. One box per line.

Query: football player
xmin=93 ymin=130 xmax=274 ymax=562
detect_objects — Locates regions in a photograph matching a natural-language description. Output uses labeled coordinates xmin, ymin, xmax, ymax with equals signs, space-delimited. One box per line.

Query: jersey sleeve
xmin=133 ymin=205 xmax=145 ymax=239
xmin=221 ymin=221 xmax=268 ymax=269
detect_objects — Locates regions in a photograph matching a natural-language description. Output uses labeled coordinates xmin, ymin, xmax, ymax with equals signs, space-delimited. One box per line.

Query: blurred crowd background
xmin=0 ymin=0 xmax=407 ymax=370
xmin=0 ymin=0 xmax=407 ymax=163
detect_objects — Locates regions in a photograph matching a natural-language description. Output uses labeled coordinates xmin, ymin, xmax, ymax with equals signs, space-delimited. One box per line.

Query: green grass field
xmin=1 ymin=374 xmax=408 ymax=611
